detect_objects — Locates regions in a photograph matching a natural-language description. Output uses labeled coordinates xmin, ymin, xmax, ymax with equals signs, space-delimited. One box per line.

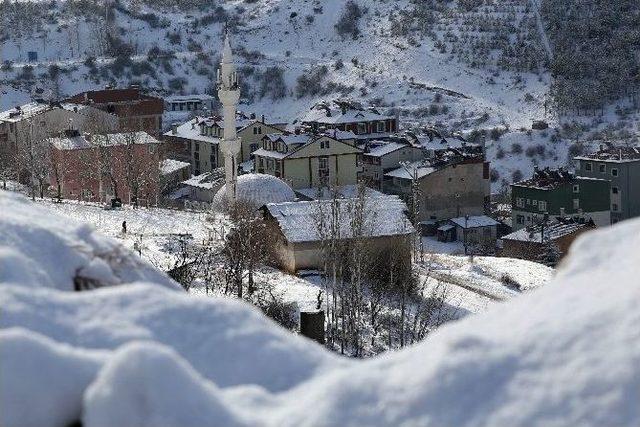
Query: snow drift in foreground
xmin=0 ymin=191 xmax=179 ymax=291
xmin=1 ymin=191 xmax=639 ymax=427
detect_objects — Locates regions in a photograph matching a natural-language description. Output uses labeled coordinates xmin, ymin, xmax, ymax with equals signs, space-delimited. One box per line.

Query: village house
xmin=574 ymin=145 xmax=640 ymax=223
xmin=298 ymin=100 xmax=398 ymax=138
xmin=164 ymin=94 xmax=216 ymax=113
xmin=160 ymin=159 xmax=191 ymax=196
xmin=436 ymin=215 xmax=500 ymax=251
xmin=0 ymin=101 xmax=118 ymax=162
xmin=262 ymin=194 xmax=414 ymax=272
xmin=359 ymin=138 xmax=424 ymax=189
xmin=65 ymin=87 xmax=164 ymax=137
xmin=384 ymin=150 xmax=491 ymax=223
xmin=500 ymin=218 xmax=596 ymax=264
xmin=253 ymin=132 xmax=363 ymax=190
xmin=178 ymin=169 xmax=226 ymax=204
xmin=511 ymin=167 xmax=610 ymax=231
xmin=47 ymin=131 xmax=161 ymax=205
xmin=163 ymin=113 xmax=284 ymax=175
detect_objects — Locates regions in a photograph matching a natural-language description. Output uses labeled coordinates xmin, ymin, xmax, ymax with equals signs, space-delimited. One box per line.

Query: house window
xmin=148 ymin=145 xmax=156 ymax=154
xmin=526 ymin=199 xmax=531 ymax=205
xmin=250 ymin=143 xmax=258 ymax=153
xmin=573 ymin=199 xmax=580 ymax=209
xmin=612 ymin=203 xmax=619 ymax=212
xmin=258 ymin=158 xmax=264 ymax=168
xmin=320 ymin=140 xmax=331 ymax=149
xmin=357 ymin=123 xmax=366 ymax=134
xmin=516 ymin=215 xmax=524 ymax=224
xmin=612 ymin=186 xmax=619 ymax=194
xmin=195 ymin=142 xmax=200 ymax=152
xmin=573 ymin=184 xmax=580 ymax=193
xmin=599 ymin=164 xmax=606 ymax=173
xmin=253 ymin=127 xmax=258 ymax=135
xmin=319 ymin=157 xmax=329 ymax=171
xmin=532 ymin=200 xmax=538 ymax=206
xmin=516 ymin=197 xmax=524 ymax=208
xmin=258 ymin=127 xmax=262 ymax=135
xmin=584 ymin=162 xmax=592 ymax=171
xmin=611 ymin=168 xmax=618 ymax=177
xmin=377 ymin=121 xmax=385 ymax=132
xmin=539 ymin=201 xmax=547 ymax=212
xmin=81 ymin=189 xmax=93 ymax=199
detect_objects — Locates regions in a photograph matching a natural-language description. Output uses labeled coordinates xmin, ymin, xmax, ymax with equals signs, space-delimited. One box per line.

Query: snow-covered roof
xmin=301 ymin=105 xmax=394 ymax=125
xmin=264 ymin=133 xmax=313 ymax=146
xmin=417 ymin=137 xmax=480 ymax=151
xmin=165 ymin=94 xmax=215 ymax=103
xmin=575 ymin=145 xmax=640 ymax=163
xmin=265 ymin=195 xmax=414 ymax=243
xmin=502 ymin=220 xmax=592 ymax=243
xmin=450 ymin=215 xmax=500 ymax=229
xmin=49 ymin=132 xmax=160 ymax=150
xmin=0 ymin=102 xmax=52 ymax=122
xmin=160 ymin=159 xmax=190 ymax=175
xmin=295 ymin=185 xmax=385 ymax=201
xmin=322 ymin=129 xmax=357 ymax=140
xmin=385 ymin=161 xmax=437 ymax=180
xmin=252 ymin=148 xmax=288 ymax=159
xmin=364 ymin=141 xmax=411 ymax=157
xmin=181 ymin=169 xmax=225 ymax=190
xmin=164 ymin=118 xmax=221 ymax=145
xmin=214 ymin=173 xmax=296 ymax=209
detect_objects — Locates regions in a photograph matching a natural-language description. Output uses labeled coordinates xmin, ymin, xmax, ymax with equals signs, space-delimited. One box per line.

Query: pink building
xmin=48 ymin=131 xmax=161 ymax=206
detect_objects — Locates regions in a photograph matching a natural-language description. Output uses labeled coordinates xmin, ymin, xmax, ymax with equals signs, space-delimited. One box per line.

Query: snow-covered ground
xmin=1 ymin=190 xmax=639 ymax=426
xmin=31 ymin=194 xmax=551 ymax=315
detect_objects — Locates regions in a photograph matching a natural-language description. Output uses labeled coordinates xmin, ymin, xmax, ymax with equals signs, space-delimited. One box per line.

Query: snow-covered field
xmin=1 ymin=190 xmax=639 ymax=426
xmin=32 ymin=194 xmax=551 ymax=314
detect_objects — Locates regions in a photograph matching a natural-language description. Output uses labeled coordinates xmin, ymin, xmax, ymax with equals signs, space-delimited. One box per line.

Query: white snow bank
xmin=1 ymin=192 xmax=640 ymax=427
xmin=0 ymin=283 xmax=342 ymax=391
xmin=0 ymin=191 xmax=180 ymax=291
xmin=84 ymin=342 xmax=245 ymax=427
xmin=0 ymin=328 xmax=106 ymax=427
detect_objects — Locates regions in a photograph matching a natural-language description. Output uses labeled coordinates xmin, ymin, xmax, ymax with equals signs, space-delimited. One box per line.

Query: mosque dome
xmin=213 ymin=173 xmax=296 ymax=210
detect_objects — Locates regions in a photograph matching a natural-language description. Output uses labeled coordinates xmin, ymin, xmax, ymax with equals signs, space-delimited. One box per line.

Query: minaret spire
xmin=217 ymin=31 xmax=241 ymax=205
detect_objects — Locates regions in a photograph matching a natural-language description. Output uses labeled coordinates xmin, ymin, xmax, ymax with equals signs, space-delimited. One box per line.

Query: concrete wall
xmin=385 ymin=160 xmax=490 ymax=222
xmin=577 ymin=159 xmax=640 ymax=223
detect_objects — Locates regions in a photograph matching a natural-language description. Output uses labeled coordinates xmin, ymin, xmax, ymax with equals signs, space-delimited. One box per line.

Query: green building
xmin=511 ymin=167 xmax=610 ymax=231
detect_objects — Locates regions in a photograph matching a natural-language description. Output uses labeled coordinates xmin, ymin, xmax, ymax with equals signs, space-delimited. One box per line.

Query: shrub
xmin=511 ymin=169 xmax=523 ymax=182
xmin=258 ymin=66 xmax=287 ymax=100
xmin=295 ymin=65 xmax=329 ymax=98
xmin=335 ymin=1 xmax=364 ymax=40
xmin=511 ymin=143 xmax=523 ymax=154
xmin=496 ymin=147 xmax=505 ymax=159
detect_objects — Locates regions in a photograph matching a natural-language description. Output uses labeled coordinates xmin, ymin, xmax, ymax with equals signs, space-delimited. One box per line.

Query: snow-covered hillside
xmin=5 ymin=0 xmax=635 ymax=191
xmin=1 ymin=180 xmax=639 ymax=426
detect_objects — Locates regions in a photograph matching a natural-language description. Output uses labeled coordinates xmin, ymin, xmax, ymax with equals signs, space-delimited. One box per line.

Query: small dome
xmin=213 ymin=174 xmax=296 ymax=210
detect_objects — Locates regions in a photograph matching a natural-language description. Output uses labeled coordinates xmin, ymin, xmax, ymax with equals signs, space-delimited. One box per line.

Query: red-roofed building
xmin=65 ymin=87 xmax=164 ymax=136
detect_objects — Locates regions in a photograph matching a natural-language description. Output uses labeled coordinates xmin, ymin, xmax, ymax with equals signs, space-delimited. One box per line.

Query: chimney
xmin=560 ymin=207 xmax=565 ymax=217
xmin=84 ymin=92 xmax=89 ymax=103
xmin=300 ymin=311 xmax=325 ymax=344
xmin=261 ymin=114 xmax=265 ymax=123
xmin=172 ymin=123 xmax=178 ymax=135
